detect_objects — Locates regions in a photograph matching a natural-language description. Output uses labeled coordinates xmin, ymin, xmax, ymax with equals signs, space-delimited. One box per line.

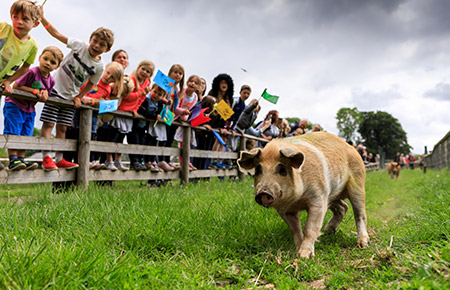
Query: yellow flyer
xmin=214 ymin=100 xmax=234 ymax=121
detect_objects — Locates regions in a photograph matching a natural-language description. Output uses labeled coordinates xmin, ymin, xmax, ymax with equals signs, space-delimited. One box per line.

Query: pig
xmin=387 ymin=162 xmax=400 ymax=180
xmin=237 ymin=132 xmax=369 ymax=258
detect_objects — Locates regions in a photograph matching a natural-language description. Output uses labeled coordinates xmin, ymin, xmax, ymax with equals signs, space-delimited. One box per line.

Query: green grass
xmin=0 ymin=169 xmax=449 ymax=288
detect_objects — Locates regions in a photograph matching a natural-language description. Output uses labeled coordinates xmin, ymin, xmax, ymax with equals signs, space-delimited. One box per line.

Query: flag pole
xmin=42 ymin=0 xmax=48 ymax=5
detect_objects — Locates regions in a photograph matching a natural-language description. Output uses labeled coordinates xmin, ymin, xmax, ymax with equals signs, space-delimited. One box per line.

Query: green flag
xmin=261 ymin=88 xmax=279 ymax=104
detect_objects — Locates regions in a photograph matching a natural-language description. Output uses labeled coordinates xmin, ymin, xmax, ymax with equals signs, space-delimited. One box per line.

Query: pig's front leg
xmin=298 ymin=204 xmax=327 ymax=258
xmin=277 ymin=211 xmax=303 ymax=250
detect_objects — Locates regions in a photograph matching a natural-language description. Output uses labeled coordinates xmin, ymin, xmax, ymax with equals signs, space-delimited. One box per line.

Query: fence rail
xmin=0 ymin=90 xmax=259 ymax=189
xmin=424 ymin=130 xmax=450 ymax=170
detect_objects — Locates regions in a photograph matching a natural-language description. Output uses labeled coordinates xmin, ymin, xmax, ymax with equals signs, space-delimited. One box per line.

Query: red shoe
xmin=56 ymin=158 xmax=79 ymax=169
xmin=42 ymin=155 xmax=58 ymax=171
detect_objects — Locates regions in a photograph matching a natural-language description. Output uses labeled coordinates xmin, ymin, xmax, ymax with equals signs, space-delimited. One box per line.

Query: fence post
xmin=238 ymin=135 xmax=246 ymax=181
xmin=77 ymin=108 xmax=92 ymax=190
xmin=181 ymin=125 xmax=191 ymax=185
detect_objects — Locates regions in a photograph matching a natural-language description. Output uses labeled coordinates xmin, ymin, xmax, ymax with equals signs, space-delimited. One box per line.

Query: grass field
xmin=0 ymin=168 xmax=449 ymax=288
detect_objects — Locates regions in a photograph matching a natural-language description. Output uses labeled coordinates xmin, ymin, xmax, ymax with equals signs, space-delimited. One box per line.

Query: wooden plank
xmin=238 ymin=136 xmax=246 ymax=180
xmin=0 ymin=169 xmax=76 ymax=184
xmin=0 ymin=135 xmax=77 ymax=151
xmin=89 ymin=170 xmax=180 ymax=181
xmin=189 ymin=148 xmax=238 ymax=159
xmin=77 ymin=109 xmax=92 ymax=190
xmin=181 ymin=126 xmax=191 ymax=184
xmin=188 ymin=169 xmax=238 ymax=178
xmin=90 ymin=140 xmax=180 ymax=156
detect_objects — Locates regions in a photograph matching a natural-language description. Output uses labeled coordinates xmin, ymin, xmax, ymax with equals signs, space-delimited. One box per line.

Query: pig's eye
xmin=277 ymin=164 xmax=287 ymax=176
xmin=255 ymin=165 xmax=262 ymax=176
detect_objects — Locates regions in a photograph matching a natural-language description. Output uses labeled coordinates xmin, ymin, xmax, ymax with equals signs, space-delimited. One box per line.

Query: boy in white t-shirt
xmin=38 ymin=6 xmax=114 ymax=170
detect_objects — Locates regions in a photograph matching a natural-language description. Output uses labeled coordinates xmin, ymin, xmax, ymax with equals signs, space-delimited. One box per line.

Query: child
xmin=159 ymin=64 xmax=185 ymax=171
xmin=235 ymin=99 xmax=269 ymax=137
xmin=206 ymin=73 xmax=234 ymax=169
xmin=0 ymin=0 xmax=40 ymax=95
xmin=64 ymin=62 xmax=124 ymax=169
xmin=136 ymin=84 xmax=167 ymax=171
xmin=39 ymin=8 xmax=114 ymax=170
xmin=226 ymin=84 xmax=252 ymax=153
xmin=106 ymin=60 xmax=153 ymax=171
xmin=95 ymin=49 xmax=130 ymax=167
xmin=174 ymin=75 xmax=200 ymax=170
xmin=4 ymin=46 xmax=63 ymax=170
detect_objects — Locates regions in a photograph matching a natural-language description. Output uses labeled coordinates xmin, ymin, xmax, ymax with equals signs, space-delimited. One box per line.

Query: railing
xmin=424 ymin=130 xmax=450 ymax=170
xmin=0 ymin=90 xmax=266 ymax=189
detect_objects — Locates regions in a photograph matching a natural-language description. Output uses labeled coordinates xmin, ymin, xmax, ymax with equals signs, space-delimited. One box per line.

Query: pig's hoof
xmin=357 ymin=236 xmax=370 ymax=248
xmin=297 ymin=247 xmax=315 ymax=259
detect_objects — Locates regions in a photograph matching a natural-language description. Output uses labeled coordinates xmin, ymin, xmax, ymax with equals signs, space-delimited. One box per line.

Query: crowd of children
xmin=0 ymin=0 xmax=314 ymax=173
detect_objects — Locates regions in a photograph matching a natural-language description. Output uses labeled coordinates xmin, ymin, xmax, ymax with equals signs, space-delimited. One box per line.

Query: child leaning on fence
xmin=4 ymin=46 xmax=63 ymax=170
xmin=174 ymin=74 xmax=201 ymax=170
xmin=0 ymin=0 xmax=40 ymax=96
xmin=137 ymin=84 xmax=168 ymax=172
xmin=105 ymin=60 xmax=154 ymax=171
xmin=159 ymin=64 xmax=185 ymax=171
xmin=38 ymin=6 xmax=113 ymax=171
xmin=63 ymin=62 xmax=124 ymax=170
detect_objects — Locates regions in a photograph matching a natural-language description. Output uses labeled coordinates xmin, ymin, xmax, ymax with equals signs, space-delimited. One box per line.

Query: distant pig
xmin=387 ymin=162 xmax=400 ymax=180
xmin=237 ymin=132 xmax=369 ymax=258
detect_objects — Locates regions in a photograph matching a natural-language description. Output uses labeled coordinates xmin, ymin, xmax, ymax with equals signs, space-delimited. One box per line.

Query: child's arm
xmin=39 ymin=6 xmax=68 ymax=44
xmin=0 ymin=63 xmax=31 ymax=94
xmin=13 ymin=82 xmax=49 ymax=102
xmin=71 ymin=81 xmax=94 ymax=108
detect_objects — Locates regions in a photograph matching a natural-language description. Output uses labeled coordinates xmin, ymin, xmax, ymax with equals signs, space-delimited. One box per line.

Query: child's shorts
xmin=3 ymin=102 xmax=35 ymax=136
xmin=39 ymin=93 xmax=75 ymax=127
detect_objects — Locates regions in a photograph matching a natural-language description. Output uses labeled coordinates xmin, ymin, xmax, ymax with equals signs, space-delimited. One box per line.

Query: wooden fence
xmin=0 ymin=90 xmax=265 ymax=189
xmin=424 ymin=130 xmax=450 ymax=170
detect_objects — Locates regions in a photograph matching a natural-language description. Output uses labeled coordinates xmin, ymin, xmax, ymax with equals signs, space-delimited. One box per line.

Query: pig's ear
xmin=238 ymin=148 xmax=261 ymax=170
xmin=280 ymin=148 xmax=304 ymax=169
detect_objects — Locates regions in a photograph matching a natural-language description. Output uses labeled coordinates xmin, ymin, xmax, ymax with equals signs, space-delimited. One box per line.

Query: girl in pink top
xmin=174 ymin=75 xmax=201 ymax=170
xmin=108 ymin=60 xmax=154 ymax=170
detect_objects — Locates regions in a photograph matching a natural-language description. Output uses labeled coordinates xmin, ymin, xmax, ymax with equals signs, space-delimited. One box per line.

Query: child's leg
xmin=54 ymin=124 xmax=68 ymax=163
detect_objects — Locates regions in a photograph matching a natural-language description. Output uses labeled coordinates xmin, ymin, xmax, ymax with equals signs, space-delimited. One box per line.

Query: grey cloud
xmin=350 ymin=86 xmax=404 ymax=111
xmin=424 ymin=83 xmax=450 ymax=101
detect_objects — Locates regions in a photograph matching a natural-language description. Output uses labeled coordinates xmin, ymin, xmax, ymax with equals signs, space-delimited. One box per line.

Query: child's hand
xmin=132 ymin=111 xmax=139 ymax=118
xmin=39 ymin=5 xmax=44 ymax=20
xmin=203 ymin=124 xmax=212 ymax=131
xmin=231 ymin=130 xmax=236 ymax=137
xmin=81 ymin=96 xmax=91 ymax=104
xmin=156 ymin=115 xmax=162 ymax=121
xmin=219 ymin=128 xmax=228 ymax=135
xmin=183 ymin=109 xmax=190 ymax=115
xmin=38 ymin=90 xmax=49 ymax=102
xmin=71 ymin=97 xmax=81 ymax=108
xmin=0 ymin=81 xmax=13 ymax=94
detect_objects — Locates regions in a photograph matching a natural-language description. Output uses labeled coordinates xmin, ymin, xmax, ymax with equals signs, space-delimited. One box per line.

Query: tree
xmin=336 ymin=107 xmax=362 ymax=143
xmin=358 ymin=111 xmax=411 ymax=161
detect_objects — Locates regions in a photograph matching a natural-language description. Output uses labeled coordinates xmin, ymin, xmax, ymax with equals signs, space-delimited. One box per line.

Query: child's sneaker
xmin=114 ymin=161 xmax=129 ymax=171
xmin=23 ymin=161 xmax=39 ymax=170
xmin=42 ymin=155 xmax=58 ymax=171
xmin=96 ymin=163 xmax=106 ymax=170
xmin=89 ymin=161 xmax=97 ymax=169
xmin=0 ymin=163 xmax=5 ymax=170
xmin=106 ymin=161 xmax=117 ymax=171
xmin=56 ymin=158 xmax=79 ymax=170
xmin=9 ymin=160 xmax=26 ymax=171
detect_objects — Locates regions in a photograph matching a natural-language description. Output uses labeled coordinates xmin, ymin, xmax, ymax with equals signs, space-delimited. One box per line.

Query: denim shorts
xmin=3 ymin=102 xmax=36 ymax=136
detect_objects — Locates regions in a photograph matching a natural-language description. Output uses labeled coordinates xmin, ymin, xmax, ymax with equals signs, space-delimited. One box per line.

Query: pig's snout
xmin=255 ymin=191 xmax=274 ymax=207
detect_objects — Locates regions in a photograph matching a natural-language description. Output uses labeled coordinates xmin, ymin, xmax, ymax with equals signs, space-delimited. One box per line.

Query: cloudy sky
xmin=1 ymin=0 xmax=449 ymax=154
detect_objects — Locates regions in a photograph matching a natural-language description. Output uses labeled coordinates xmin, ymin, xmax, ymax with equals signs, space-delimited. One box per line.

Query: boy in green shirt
xmin=0 ymin=0 xmax=40 ymax=94
xmin=0 ymin=0 xmax=40 ymax=170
